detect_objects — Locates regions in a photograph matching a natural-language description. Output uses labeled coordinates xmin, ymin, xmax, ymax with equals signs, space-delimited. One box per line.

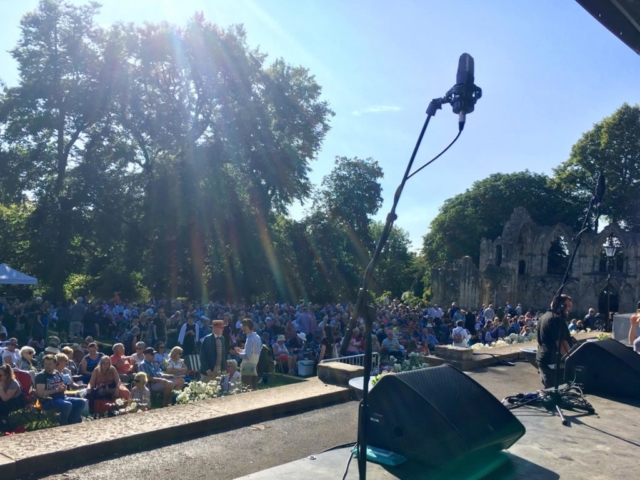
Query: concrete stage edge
xmin=237 ymin=392 xmax=640 ymax=480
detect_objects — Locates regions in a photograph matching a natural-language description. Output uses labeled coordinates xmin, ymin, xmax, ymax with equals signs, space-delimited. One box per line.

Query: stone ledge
xmin=0 ymin=377 xmax=350 ymax=480
xmin=317 ymin=362 xmax=364 ymax=387
xmin=435 ymin=345 xmax=473 ymax=361
xmin=426 ymin=332 xmax=600 ymax=371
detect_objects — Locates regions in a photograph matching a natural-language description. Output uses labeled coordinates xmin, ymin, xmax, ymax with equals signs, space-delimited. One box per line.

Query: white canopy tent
xmin=0 ymin=263 xmax=38 ymax=285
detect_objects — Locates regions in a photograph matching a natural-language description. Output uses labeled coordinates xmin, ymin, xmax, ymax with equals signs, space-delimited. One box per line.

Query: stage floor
xmin=239 ymin=367 xmax=640 ymax=480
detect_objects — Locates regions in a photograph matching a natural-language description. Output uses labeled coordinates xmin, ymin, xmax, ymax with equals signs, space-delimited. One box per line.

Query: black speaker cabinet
xmin=564 ymin=338 xmax=640 ymax=399
xmin=367 ymin=364 xmax=526 ymax=467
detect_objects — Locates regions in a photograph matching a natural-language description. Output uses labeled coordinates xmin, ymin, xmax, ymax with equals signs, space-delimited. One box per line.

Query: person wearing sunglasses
xmin=129 ymin=342 xmax=146 ymax=367
xmin=16 ymin=346 xmax=37 ymax=379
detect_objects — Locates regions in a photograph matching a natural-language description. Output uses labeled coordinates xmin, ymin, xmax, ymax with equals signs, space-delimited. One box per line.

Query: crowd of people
xmin=0 ymin=293 xmax=606 ymax=431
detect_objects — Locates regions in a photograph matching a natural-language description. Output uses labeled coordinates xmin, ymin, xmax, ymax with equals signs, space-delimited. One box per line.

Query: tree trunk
xmin=50 ymin=200 xmax=73 ymax=302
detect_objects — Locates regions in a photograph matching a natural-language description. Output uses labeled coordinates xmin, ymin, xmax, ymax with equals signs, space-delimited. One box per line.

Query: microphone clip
xmin=445 ymin=82 xmax=483 ymax=116
xmin=426 ymin=83 xmax=482 ymax=125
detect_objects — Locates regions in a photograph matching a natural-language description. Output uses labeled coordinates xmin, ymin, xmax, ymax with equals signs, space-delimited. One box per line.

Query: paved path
xmin=37 ymin=401 xmax=360 ymax=480
xmin=34 ymin=360 xmax=640 ymax=480
xmin=35 ymin=361 xmax=543 ymax=480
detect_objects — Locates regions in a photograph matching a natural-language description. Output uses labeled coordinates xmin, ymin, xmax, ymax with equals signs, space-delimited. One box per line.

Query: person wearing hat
xmin=235 ymin=319 xmax=261 ymax=390
xmin=43 ymin=336 xmax=61 ymax=356
xmin=1 ymin=338 xmax=20 ymax=366
xmin=199 ymin=320 xmax=227 ymax=382
xmin=273 ymin=335 xmax=291 ymax=373
xmin=286 ymin=332 xmax=306 ymax=366
xmin=140 ymin=347 xmax=184 ymax=407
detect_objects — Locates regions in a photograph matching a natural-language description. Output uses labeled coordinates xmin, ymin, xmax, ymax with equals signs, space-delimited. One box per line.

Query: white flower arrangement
xmin=175 ymin=379 xmax=251 ymax=405
xmin=472 ymin=333 xmax=535 ymax=350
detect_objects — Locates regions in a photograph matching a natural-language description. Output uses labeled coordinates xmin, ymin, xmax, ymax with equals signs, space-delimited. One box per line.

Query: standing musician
xmin=536 ymin=294 xmax=576 ymax=388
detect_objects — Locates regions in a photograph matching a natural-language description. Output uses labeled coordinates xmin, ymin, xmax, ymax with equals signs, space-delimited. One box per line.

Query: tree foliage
xmin=421 ymin=171 xmax=582 ymax=273
xmin=0 ymin=1 xmax=418 ymax=303
xmin=553 ymin=103 xmax=640 ymax=230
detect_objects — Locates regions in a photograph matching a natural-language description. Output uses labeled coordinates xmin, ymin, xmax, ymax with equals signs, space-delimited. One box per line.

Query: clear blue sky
xmin=2 ymin=0 xmax=639 ymax=249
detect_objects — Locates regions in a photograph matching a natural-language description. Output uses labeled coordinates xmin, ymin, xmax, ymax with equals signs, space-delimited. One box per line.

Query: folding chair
xmin=272 ymin=346 xmax=286 ymax=374
xmin=184 ymin=354 xmax=201 ymax=376
xmin=12 ymin=370 xmax=57 ymax=430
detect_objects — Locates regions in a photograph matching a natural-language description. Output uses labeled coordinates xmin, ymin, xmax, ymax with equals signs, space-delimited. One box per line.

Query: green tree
xmin=314 ymin=156 xmax=383 ymax=242
xmin=421 ymin=171 xmax=582 ymax=273
xmin=112 ymin=15 xmax=333 ymax=299
xmin=0 ymin=0 xmax=120 ymax=299
xmin=368 ymin=221 xmax=416 ymax=298
xmin=553 ymin=103 xmax=640 ymax=229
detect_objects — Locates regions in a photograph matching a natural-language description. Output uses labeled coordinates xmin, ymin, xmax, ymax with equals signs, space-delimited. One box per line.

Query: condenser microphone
xmin=447 ymin=53 xmax=482 ymax=130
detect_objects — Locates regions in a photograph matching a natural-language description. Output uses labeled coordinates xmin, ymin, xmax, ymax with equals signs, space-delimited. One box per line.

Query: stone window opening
xmin=518 ymin=260 xmax=526 ymax=275
xmin=547 ymin=234 xmax=569 ymax=275
xmin=495 ymin=245 xmax=502 ymax=266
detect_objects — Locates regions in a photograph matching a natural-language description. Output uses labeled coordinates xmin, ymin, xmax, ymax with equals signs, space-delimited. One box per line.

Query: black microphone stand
xmin=350 ymin=88 xmax=479 ymax=479
xmin=505 ymin=182 xmax=600 ymax=425
xmin=353 ymin=102 xmax=437 ymax=480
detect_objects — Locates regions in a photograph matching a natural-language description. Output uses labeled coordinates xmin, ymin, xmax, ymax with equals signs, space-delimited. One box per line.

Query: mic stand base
xmin=506 ymin=384 xmax=595 ymax=427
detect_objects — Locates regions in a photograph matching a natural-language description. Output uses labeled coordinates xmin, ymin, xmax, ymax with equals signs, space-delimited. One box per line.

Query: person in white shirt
xmin=451 ymin=320 xmax=470 ymax=347
xmin=129 ymin=342 xmax=146 ymax=366
xmin=235 ymin=319 xmax=261 ymax=390
xmin=483 ymin=304 xmax=495 ymax=323
xmin=1 ymin=339 xmax=21 ymax=366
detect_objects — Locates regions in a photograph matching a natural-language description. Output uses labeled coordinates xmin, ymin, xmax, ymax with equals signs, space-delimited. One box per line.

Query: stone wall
xmin=431 ymin=207 xmax=639 ymax=316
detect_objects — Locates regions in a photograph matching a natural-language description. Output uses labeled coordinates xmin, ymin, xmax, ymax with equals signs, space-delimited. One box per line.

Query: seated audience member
xmin=273 ymin=335 xmax=291 ymax=372
xmin=129 ymin=372 xmax=150 ymax=410
xmin=79 ymin=342 xmax=104 ymax=383
xmin=166 ymin=347 xmax=188 ymax=376
xmin=287 ymin=332 xmax=306 ymax=358
xmin=61 ymin=346 xmax=79 ymax=376
xmin=36 ymin=355 xmax=85 ymax=425
xmin=110 ymin=343 xmax=134 ymax=382
xmin=381 ymin=330 xmax=403 ymax=361
xmin=2 ymin=338 xmax=21 ymax=366
xmin=154 ymin=342 xmax=169 ymax=366
xmin=88 ymin=356 xmax=121 ymax=413
xmin=71 ymin=345 xmax=85 ymax=368
xmin=16 ymin=346 xmax=37 ymax=380
xmin=129 ymin=342 xmax=146 ymax=367
xmin=221 ymin=359 xmax=242 ymax=393
xmin=55 ymin=353 xmax=82 ymax=390
xmin=140 ymin=347 xmax=184 ymax=407
xmin=0 ymin=365 xmax=24 ymax=426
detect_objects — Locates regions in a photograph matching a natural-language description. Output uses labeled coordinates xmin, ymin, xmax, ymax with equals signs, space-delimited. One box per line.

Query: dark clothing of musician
xmin=536 ymin=310 xmax=573 ymax=388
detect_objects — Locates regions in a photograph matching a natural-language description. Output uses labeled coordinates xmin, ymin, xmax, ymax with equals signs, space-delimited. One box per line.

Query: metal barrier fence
xmin=319 ymin=352 xmax=381 ymax=375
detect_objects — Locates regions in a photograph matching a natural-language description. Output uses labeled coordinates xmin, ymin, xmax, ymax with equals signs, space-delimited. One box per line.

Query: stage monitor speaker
xmin=367 ymin=364 xmax=526 ymax=468
xmin=564 ymin=338 xmax=640 ymax=399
